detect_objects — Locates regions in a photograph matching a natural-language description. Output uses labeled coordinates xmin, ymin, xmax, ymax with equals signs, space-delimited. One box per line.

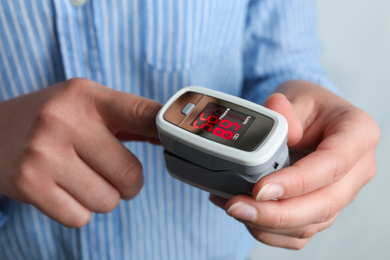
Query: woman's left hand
xmin=210 ymin=80 xmax=380 ymax=249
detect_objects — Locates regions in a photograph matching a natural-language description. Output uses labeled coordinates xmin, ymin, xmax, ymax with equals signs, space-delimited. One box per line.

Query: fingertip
xmin=95 ymin=189 xmax=121 ymax=213
xmin=38 ymin=194 xmax=92 ymax=228
xmin=264 ymin=93 xmax=289 ymax=110
xmin=209 ymin=194 xmax=228 ymax=208
xmin=57 ymin=201 xmax=93 ymax=228
xmin=98 ymin=90 xmax=162 ymax=139
xmin=265 ymin=92 xmax=302 ymax=146
xmin=66 ymin=209 xmax=92 ymax=228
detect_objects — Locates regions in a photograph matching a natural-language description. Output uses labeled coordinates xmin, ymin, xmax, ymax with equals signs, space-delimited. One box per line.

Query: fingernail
xmin=226 ymin=202 xmax=258 ymax=222
xmin=256 ymin=183 xmax=284 ymax=201
xmin=266 ymin=93 xmax=287 ymax=101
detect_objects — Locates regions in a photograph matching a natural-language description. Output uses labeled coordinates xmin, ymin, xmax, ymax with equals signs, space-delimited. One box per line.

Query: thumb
xmin=96 ymin=88 xmax=162 ymax=139
xmin=264 ymin=93 xmax=302 ymax=147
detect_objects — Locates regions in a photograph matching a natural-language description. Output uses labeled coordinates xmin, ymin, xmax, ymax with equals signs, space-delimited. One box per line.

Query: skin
xmin=209 ymin=80 xmax=380 ymax=249
xmin=0 ymin=78 xmax=379 ymax=250
xmin=0 ymin=78 xmax=162 ymax=228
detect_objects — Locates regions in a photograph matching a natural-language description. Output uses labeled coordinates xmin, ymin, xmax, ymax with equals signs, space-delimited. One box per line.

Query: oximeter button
xmin=181 ymin=103 xmax=196 ymax=115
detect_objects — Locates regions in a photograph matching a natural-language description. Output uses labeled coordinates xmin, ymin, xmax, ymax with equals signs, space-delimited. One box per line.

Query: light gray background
xmin=251 ymin=0 xmax=390 ymax=259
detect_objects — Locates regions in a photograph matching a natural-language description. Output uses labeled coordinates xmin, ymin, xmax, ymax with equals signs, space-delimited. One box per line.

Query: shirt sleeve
xmin=241 ymin=0 xmax=339 ymax=105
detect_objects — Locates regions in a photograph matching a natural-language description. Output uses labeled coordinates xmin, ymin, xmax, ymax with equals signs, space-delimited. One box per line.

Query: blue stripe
xmin=14 ymin=0 xmax=50 ymax=88
xmin=91 ymin=0 xmax=107 ymax=86
xmin=2 ymin=224 xmax=18 ymax=259
xmin=4 ymin=1 xmax=40 ymax=92
xmin=11 ymin=205 xmax=30 ymax=259
xmin=0 ymin=4 xmax=27 ymax=96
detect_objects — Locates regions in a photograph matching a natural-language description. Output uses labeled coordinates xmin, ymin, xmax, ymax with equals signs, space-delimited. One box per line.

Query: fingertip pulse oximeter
xmin=156 ymin=87 xmax=289 ymax=198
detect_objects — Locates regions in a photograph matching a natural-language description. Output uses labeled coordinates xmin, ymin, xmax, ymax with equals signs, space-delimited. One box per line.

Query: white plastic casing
xmin=156 ymin=87 xmax=288 ymax=168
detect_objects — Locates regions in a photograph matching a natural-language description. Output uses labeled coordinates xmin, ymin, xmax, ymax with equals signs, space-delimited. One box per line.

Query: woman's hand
xmin=210 ymin=80 xmax=380 ymax=249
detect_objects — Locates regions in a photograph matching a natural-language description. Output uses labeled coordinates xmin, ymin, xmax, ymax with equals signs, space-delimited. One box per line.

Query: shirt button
xmin=70 ymin=0 xmax=87 ymax=6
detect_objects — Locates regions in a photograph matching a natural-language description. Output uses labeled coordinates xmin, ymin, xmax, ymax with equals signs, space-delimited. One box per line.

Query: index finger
xmin=95 ymin=87 xmax=162 ymax=138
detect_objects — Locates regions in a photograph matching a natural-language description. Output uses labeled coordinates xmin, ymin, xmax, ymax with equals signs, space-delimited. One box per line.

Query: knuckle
xmin=65 ymin=210 xmax=92 ymax=228
xmin=122 ymin=169 xmax=141 ymax=187
xmin=132 ymin=98 xmax=148 ymax=120
xmin=361 ymin=113 xmax=381 ymax=147
xmin=54 ymin=195 xmax=92 ymax=228
xmin=113 ymin=159 xmax=143 ymax=199
xmin=35 ymin=79 xmax=97 ymax=133
xmin=119 ymin=162 xmax=143 ymax=187
xmin=35 ymin=99 xmax=73 ymax=134
xmin=12 ymin=167 xmax=34 ymax=196
xmin=296 ymin=227 xmax=317 ymax=239
xmin=12 ymin=154 xmax=43 ymax=197
xmin=60 ymin=78 xmax=97 ymax=107
xmin=36 ymin=100 xmax=61 ymax=127
xmin=330 ymin=153 xmax=349 ymax=183
xmin=319 ymin=200 xmax=338 ymax=223
xmin=63 ymin=78 xmax=92 ymax=93
xmin=360 ymin=156 xmax=378 ymax=185
xmin=133 ymin=98 xmax=161 ymax=127
xmin=370 ymin=121 xmax=381 ymax=145
xmin=94 ymin=191 xmax=120 ymax=213
xmin=268 ymin=209 xmax=291 ymax=229
xmin=291 ymin=164 xmax=310 ymax=195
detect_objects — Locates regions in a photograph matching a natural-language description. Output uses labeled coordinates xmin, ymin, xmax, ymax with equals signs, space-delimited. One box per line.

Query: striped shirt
xmin=0 ymin=0 xmax=337 ymax=259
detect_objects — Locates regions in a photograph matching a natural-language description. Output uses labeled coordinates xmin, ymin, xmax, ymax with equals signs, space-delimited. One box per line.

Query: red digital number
xmin=219 ymin=119 xmax=240 ymax=131
xmin=193 ymin=120 xmax=213 ymax=132
xmin=199 ymin=112 xmax=208 ymax=121
xmin=193 ymin=112 xmax=220 ymax=132
xmin=193 ymin=106 xmax=242 ymax=141
xmin=201 ymin=123 xmax=213 ymax=132
xmin=213 ymin=128 xmax=234 ymax=140
xmin=192 ymin=120 xmax=201 ymax=129
xmin=207 ymin=115 xmax=219 ymax=124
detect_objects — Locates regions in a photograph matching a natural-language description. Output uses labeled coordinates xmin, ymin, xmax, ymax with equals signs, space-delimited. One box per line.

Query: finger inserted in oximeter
xmin=156 ymin=87 xmax=289 ymax=198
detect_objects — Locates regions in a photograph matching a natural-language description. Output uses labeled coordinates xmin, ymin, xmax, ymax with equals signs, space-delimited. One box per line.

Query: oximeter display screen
xmin=191 ymin=102 xmax=254 ymax=142
xmin=163 ymin=91 xmax=275 ymax=151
